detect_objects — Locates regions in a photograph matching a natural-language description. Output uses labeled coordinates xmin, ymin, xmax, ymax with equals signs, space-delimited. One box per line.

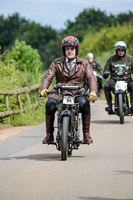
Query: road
xmin=0 ymin=100 xmax=133 ymax=200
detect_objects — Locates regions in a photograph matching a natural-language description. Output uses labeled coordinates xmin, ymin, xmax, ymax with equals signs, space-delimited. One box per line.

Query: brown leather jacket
xmin=41 ymin=56 xmax=97 ymax=99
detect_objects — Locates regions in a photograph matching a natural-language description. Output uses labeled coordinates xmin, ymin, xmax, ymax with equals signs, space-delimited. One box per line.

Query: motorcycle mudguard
xmin=114 ymin=90 xmax=126 ymax=94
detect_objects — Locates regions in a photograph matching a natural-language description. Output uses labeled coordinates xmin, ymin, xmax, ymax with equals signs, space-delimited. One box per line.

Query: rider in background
xmin=87 ymin=52 xmax=103 ymax=97
xmin=40 ymin=36 xmax=97 ymax=144
xmin=103 ymin=41 xmax=133 ymax=114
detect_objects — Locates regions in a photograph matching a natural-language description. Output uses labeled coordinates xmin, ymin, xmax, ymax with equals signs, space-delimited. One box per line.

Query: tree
xmin=79 ymin=23 xmax=133 ymax=59
xmin=63 ymin=8 xmax=111 ymax=41
xmin=5 ymin=39 xmax=42 ymax=77
xmin=0 ymin=13 xmax=27 ymax=51
xmin=62 ymin=8 xmax=133 ymax=42
xmin=17 ymin=21 xmax=62 ymax=69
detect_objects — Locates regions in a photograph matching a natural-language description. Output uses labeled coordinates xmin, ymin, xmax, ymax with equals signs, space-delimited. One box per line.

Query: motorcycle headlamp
xmin=115 ymin=67 xmax=125 ymax=76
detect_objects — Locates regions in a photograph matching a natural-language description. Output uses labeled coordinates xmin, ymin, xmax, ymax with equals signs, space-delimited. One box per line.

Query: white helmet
xmin=87 ymin=52 xmax=94 ymax=59
xmin=114 ymin=41 xmax=127 ymax=50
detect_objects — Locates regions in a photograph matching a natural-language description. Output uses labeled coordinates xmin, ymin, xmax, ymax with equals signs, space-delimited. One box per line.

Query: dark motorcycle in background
xmin=40 ymin=85 xmax=91 ymax=161
xmin=105 ymin=64 xmax=132 ymax=124
xmin=93 ymin=71 xmax=103 ymax=97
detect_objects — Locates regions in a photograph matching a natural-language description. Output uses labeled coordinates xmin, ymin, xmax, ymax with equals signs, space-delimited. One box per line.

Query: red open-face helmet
xmin=61 ymin=36 xmax=79 ymax=56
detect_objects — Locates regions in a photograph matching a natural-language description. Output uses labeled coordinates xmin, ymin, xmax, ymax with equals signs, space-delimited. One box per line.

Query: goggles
xmin=62 ymin=40 xmax=78 ymax=47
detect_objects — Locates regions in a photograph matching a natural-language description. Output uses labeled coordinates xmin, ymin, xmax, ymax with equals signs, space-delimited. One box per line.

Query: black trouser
xmin=97 ymin=76 xmax=103 ymax=93
xmin=104 ymin=78 xmax=133 ymax=107
xmin=46 ymin=96 xmax=91 ymax=115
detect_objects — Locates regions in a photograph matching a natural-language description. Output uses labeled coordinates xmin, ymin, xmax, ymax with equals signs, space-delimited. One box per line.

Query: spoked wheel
xmin=61 ymin=116 xmax=69 ymax=161
xmin=118 ymin=94 xmax=124 ymax=124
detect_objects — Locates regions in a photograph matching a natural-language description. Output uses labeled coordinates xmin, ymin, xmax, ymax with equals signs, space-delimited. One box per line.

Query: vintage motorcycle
xmin=41 ymin=85 xmax=91 ymax=161
xmin=105 ymin=64 xmax=132 ymax=124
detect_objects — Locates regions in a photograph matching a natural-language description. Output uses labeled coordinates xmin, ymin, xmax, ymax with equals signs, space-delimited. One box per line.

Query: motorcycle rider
xmin=87 ymin=52 xmax=103 ymax=97
xmin=103 ymin=40 xmax=133 ymax=114
xmin=40 ymin=36 xmax=97 ymax=144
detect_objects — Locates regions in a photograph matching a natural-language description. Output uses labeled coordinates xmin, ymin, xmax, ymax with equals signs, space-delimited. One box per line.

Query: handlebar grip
xmin=55 ymin=85 xmax=80 ymax=90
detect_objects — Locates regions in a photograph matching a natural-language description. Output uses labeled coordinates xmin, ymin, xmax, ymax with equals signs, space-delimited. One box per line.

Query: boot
xmin=130 ymin=90 xmax=133 ymax=107
xmin=104 ymin=90 xmax=113 ymax=114
xmin=82 ymin=114 xmax=93 ymax=143
xmin=104 ymin=90 xmax=112 ymax=108
xmin=42 ymin=114 xmax=54 ymax=144
xmin=130 ymin=90 xmax=133 ymax=115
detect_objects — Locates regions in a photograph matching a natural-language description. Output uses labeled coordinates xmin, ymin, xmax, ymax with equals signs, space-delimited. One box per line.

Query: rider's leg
xmin=82 ymin=113 xmax=93 ymax=143
xmin=104 ymin=82 xmax=112 ymax=108
xmin=130 ymin=90 xmax=133 ymax=111
xmin=75 ymin=96 xmax=93 ymax=143
xmin=42 ymin=114 xmax=55 ymax=143
xmin=42 ymin=98 xmax=57 ymax=143
xmin=97 ymin=77 xmax=103 ymax=97
xmin=127 ymin=79 xmax=133 ymax=114
xmin=104 ymin=79 xmax=115 ymax=113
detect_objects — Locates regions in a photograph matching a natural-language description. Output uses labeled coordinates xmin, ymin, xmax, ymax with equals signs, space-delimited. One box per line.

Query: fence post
xmin=4 ymin=94 xmax=10 ymax=122
xmin=4 ymin=95 xmax=9 ymax=111
xmin=17 ymin=95 xmax=23 ymax=111
xmin=26 ymin=93 xmax=31 ymax=105
xmin=0 ymin=84 xmax=41 ymax=118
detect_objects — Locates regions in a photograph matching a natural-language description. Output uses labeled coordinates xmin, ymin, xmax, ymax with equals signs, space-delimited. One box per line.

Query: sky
xmin=1 ymin=0 xmax=133 ymax=30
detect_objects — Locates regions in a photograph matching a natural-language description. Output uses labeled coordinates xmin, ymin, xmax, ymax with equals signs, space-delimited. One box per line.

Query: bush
xmin=0 ymin=42 xmax=46 ymax=126
xmin=5 ymin=39 xmax=43 ymax=78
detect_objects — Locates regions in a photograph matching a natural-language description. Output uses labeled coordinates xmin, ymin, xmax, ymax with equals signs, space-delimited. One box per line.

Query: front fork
xmin=114 ymin=93 xmax=129 ymax=114
xmin=56 ymin=106 xmax=80 ymax=150
xmin=56 ymin=108 xmax=71 ymax=150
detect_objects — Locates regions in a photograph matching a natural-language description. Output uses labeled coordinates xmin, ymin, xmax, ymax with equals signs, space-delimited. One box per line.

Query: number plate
xmin=115 ymin=81 xmax=127 ymax=91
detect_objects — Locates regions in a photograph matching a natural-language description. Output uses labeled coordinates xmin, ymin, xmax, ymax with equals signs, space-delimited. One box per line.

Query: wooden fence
xmin=0 ymin=84 xmax=43 ymax=118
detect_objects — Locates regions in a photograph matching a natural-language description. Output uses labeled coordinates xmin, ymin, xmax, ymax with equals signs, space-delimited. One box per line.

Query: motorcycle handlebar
xmin=55 ymin=85 xmax=80 ymax=90
xmin=105 ymin=71 xmax=131 ymax=76
xmin=39 ymin=87 xmax=89 ymax=98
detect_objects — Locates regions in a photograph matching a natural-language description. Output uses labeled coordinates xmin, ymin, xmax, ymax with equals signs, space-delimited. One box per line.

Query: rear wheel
xmin=118 ymin=94 xmax=124 ymax=124
xmin=61 ymin=116 xmax=69 ymax=161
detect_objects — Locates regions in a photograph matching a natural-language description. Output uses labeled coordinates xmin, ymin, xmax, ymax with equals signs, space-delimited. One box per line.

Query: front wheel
xmin=118 ymin=94 xmax=124 ymax=124
xmin=61 ymin=116 xmax=69 ymax=161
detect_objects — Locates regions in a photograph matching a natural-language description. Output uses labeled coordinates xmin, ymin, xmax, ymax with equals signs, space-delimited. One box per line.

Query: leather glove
xmin=88 ymin=91 xmax=97 ymax=101
xmin=40 ymin=89 xmax=48 ymax=98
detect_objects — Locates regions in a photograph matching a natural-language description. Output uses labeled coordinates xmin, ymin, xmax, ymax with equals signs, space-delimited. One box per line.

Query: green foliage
xmin=18 ymin=21 xmax=60 ymax=69
xmin=1 ymin=9 xmax=133 ymax=71
xmin=79 ymin=23 xmax=133 ymax=59
xmin=2 ymin=100 xmax=46 ymax=126
xmin=0 ymin=52 xmax=23 ymax=90
xmin=63 ymin=9 xmax=133 ymax=42
xmin=0 ymin=42 xmax=44 ymax=121
xmin=0 ymin=13 xmax=27 ymax=51
xmin=41 ymin=35 xmax=62 ymax=70
xmin=1 ymin=9 xmax=133 ymax=126
xmin=0 ymin=13 xmax=60 ymax=70
xmin=5 ymin=39 xmax=42 ymax=76
xmin=63 ymin=8 xmax=110 ymax=41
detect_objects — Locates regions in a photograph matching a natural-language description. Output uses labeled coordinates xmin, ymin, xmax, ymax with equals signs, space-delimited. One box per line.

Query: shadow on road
xmin=114 ymin=170 xmax=133 ymax=175
xmin=0 ymin=154 xmax=84 ymax=161
xmin=91 ymin=120 xmax=129 ymax=124
xmin=77 ymin=196 xmax=133 ymax=200
xmin=0 ymin=154 xmax=60 ymax=161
